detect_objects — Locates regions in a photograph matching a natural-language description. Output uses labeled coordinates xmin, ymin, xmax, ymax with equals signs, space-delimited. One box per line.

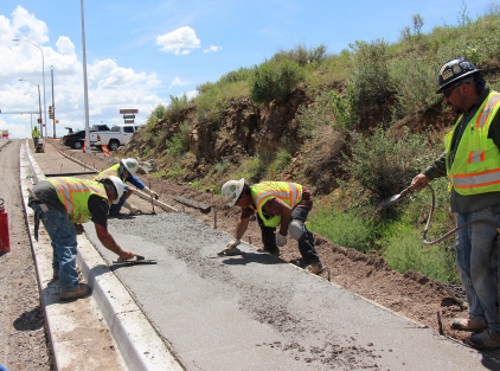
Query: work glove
xmin=144 ymin=186 xmax=159 ymax=200
xmin=276 ymin=233 xmax=287 ymax=247
xmin=226 ymin=239 xmax=241 ymax=249
xmin=123 ymin=201 xmax=141 ymax=215
xmin=217 ymin=239 xmax=242 ymax=256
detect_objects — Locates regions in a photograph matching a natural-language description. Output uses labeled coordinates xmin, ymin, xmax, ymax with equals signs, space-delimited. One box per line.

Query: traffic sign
xmin=119 ymin=108 xmax=138 ymax=114
xmin=124 ymin=119 xmax=135 ymax=124
xmin=123 ymin=114 xmax=135 ymax=119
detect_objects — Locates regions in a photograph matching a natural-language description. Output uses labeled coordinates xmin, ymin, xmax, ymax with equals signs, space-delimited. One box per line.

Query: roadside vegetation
xmin=126 ymin=2 xmax=500 ymax=284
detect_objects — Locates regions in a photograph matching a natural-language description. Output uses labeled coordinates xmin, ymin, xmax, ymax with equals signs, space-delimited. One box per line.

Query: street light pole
xmin=19 ymin=79 xmax=42 ymax=136
xmin=12 ymin=38 xmax=47 ymax=138
xmin=81 ymin=0 xmax=91 ymax=154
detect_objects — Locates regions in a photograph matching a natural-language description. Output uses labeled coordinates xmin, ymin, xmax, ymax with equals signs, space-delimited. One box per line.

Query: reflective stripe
xmin=468 ymin=150 xmax=485 ymax=163
xmin=452 ymin=168 xmax=500 ymax=189
xmin=254 ymin=183 xmax=301 ymax=210
xmin=476 ymin=94 xmax=500 ymax=129
xmin=50 ymin=177 xmax=107 ymax=222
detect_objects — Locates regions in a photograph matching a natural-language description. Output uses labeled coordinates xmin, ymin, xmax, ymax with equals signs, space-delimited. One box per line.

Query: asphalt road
xmin=24 ymin=139 xmax=498 ymax=370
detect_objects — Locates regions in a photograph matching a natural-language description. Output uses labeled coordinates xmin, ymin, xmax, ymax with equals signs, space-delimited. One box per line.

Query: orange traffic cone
xmin=102 ymin=145 xmax=110 ymax=157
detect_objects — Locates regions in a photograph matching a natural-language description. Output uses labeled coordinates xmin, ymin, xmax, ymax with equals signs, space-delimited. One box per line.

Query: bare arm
xmin=95 ymin=223 xmax=135 ymax=260
xmin=235 ymin=217 xmax=250 ymax=241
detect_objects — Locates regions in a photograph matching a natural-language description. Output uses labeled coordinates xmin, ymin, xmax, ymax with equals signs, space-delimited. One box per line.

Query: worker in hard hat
xmin=28 ymin=176 xmax=140 ymax=301
xmin=94 ymin=158 xmax=159 ymax=217
xmin=410 ymin=58 xmax=500 ymax=350
xmin=221 ymin=178 xmax=323 ymax=274
xmin=32 ymin=125 xmax=40 ymax=148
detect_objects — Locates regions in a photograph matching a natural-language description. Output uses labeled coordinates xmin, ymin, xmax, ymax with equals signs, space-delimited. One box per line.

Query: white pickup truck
xmin=90 ymin=124 xmax=143 ymax=151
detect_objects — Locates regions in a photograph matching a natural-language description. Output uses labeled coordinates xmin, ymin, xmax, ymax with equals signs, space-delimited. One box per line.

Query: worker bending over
xmin=221 ymin=178 xmax=323 ymax=274
xmin=28 ymin=176 xmax=140 ymax=301
xmin=94 ymin=158 xmax=159 ymax=216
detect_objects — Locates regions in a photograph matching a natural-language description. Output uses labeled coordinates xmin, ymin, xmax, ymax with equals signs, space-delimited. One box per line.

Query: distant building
xmin=1 ymin=130 xmax=8 ymax=139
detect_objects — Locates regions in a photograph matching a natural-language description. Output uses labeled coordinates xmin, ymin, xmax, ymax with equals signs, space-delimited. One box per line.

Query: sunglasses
xmin=442 ymin=84 xmax=460 ymax=98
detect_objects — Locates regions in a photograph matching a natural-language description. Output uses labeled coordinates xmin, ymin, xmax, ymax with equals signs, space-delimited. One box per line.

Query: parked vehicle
xmin=61 ymin=130 xmax=86 ymax=149
xmin=90 ymin=125 xmax=143 ymax=151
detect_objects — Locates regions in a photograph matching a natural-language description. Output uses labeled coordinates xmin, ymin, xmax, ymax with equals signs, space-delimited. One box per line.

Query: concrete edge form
xmin=20 ymin=140 xmax=184 ymax=371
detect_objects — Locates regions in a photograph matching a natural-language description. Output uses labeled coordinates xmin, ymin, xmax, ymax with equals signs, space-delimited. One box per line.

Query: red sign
xmin=124 ymin=119 xmax=135 ymax=124
xmin=119 ymin=108 xmax=138 ymax=114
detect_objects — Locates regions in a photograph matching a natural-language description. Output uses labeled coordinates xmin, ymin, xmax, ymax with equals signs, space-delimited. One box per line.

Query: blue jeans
xmin=455 ymin=206 xmax=500 ymax=332
xmin=30 ymin=203 xmax=79 ymax=290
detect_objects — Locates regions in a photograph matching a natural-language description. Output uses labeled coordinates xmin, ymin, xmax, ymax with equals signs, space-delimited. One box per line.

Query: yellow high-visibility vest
xmin=250 ymin=182 xmax=302 ymax=227
xmin=445 ymin=91 xmax=500 ymax=195
xmin=47 ymin=177 xmax=108 ymax=223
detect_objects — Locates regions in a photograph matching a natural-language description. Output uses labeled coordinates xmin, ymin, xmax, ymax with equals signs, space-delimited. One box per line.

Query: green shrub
xmin=165 ymin=121 xmax=191 ymax=157
xmin=251 ymin=59 xmax=305 ymax=104
xmin=309 ymin=207 xmax=375 ymax=253
xmin=390 ymin=55 xmax=439 ymax=116
xmin=382 ymin=224 xmax=458 ymax=283
xmin=343 ymin=127 xmax=431 ymax=199
xmin=166 ymin=94 xmax=189 ymax=123
xmin=271 ymin=44 xmax=327 ymax=67
xmin=348 ymin=39 xmax=393 ymax=129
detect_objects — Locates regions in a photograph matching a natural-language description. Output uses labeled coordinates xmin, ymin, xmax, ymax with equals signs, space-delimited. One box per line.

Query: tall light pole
xmin=19 ymin=79 xmax=42 ymax=137
xmin=12 ymin=38 xmax=47 ymax=138
xmin=81 ymin=0 xmax=91 ymax=154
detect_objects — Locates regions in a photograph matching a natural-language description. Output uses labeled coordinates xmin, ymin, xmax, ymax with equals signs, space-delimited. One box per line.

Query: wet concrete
xmin=85 ymin=212 xmax=488 ymax=370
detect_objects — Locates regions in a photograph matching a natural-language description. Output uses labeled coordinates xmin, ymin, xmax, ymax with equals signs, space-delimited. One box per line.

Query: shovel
xmin=376 ymin=185 xmax=415 ymax=212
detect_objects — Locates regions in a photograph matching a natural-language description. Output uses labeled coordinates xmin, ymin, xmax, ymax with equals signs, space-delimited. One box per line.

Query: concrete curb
xmin=20 ymin=140 xmax=184 ymax=370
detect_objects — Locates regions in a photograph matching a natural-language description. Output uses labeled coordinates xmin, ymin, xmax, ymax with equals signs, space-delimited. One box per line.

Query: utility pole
xmin=51 ymin=66 xmax=56 ymax=138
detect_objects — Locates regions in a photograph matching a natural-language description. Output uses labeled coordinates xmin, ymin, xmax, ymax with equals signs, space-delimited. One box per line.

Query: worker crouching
xmin=221 ymin=178 xmax=323 ymax=274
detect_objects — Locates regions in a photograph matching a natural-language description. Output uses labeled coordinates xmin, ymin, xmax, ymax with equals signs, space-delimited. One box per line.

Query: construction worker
xmin=94 ymin=158 xmax=159 ymax=217
xmin=221 ymin=178 xmax=323 ymax=274
xmin=32 ymin=126 xmax=40 ymax=148
xmin=28 ymin=176 xmax=140 ymax=301
xmin=410 ymin=58 xmax=500 ymax=350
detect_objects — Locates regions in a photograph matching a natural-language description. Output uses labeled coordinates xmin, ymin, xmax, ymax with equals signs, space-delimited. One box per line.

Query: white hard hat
xmin=221 ymin=178 xmax=245 ymax=206
xmin=107 ymin=176 xmax=128 ymax=204
xmin=121 ymin=158 xmax=139 ymax=176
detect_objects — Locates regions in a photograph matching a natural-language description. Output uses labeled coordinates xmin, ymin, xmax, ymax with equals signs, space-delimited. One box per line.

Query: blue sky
xmin=0 ymin=0 xmax=496 ymax=139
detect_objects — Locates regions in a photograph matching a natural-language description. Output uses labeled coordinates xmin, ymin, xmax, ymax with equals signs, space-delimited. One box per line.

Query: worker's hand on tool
xmin=118 ymin=250 xmax=136 ymax=261
xmin=410 ymin=173 xmax=430 ymax=192
xmin=144 ymin=186 xmax=159 ymax=200
xmin=226 ymin=239 xmax=241 ymax=249
xmin=275 ymin=233 xmax=287 ymax=247
xmin=75 ymin=223 xmax=85 ymax=235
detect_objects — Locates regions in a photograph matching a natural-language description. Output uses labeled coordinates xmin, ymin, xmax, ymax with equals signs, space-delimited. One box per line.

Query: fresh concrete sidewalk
xmin=20 ymin=140 xmax=184 ymax=371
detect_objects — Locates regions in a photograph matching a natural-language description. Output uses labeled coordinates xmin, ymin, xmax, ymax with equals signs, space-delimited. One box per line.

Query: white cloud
xmin=203 ymin=45 xmax=222 ymax=53
xmin=1 ymin=6 xmax=167 ymax=139
xmin=156 ymin=26 xmax=201 ymax=55
xmin=169 ymin=77 xmax=190 ymax=88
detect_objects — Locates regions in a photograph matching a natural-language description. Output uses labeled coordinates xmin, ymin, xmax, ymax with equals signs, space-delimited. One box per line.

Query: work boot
xmin=305 ymin=261 xmax=323 ymax=275
xmin=465 ymin=329 xmax=500 ymax=350
xmin=451 ymin=317 xmax=488 ymax=332
xmin=257 ymin=246 xmax=280 ymax=256
xmin=60 ymin=283 xmax=91 ymax=302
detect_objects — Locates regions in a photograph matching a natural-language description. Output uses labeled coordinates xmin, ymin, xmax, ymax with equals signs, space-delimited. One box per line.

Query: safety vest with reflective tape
xmin=47 ymin=177 xmax=109 ymax=223
xmin=94 ymin=163 xmax=125 ymax=183
xmin=250 ymin=182 xmax=303 ymax=227
xmin=445 ymin=91 xmax=500 ymax=195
